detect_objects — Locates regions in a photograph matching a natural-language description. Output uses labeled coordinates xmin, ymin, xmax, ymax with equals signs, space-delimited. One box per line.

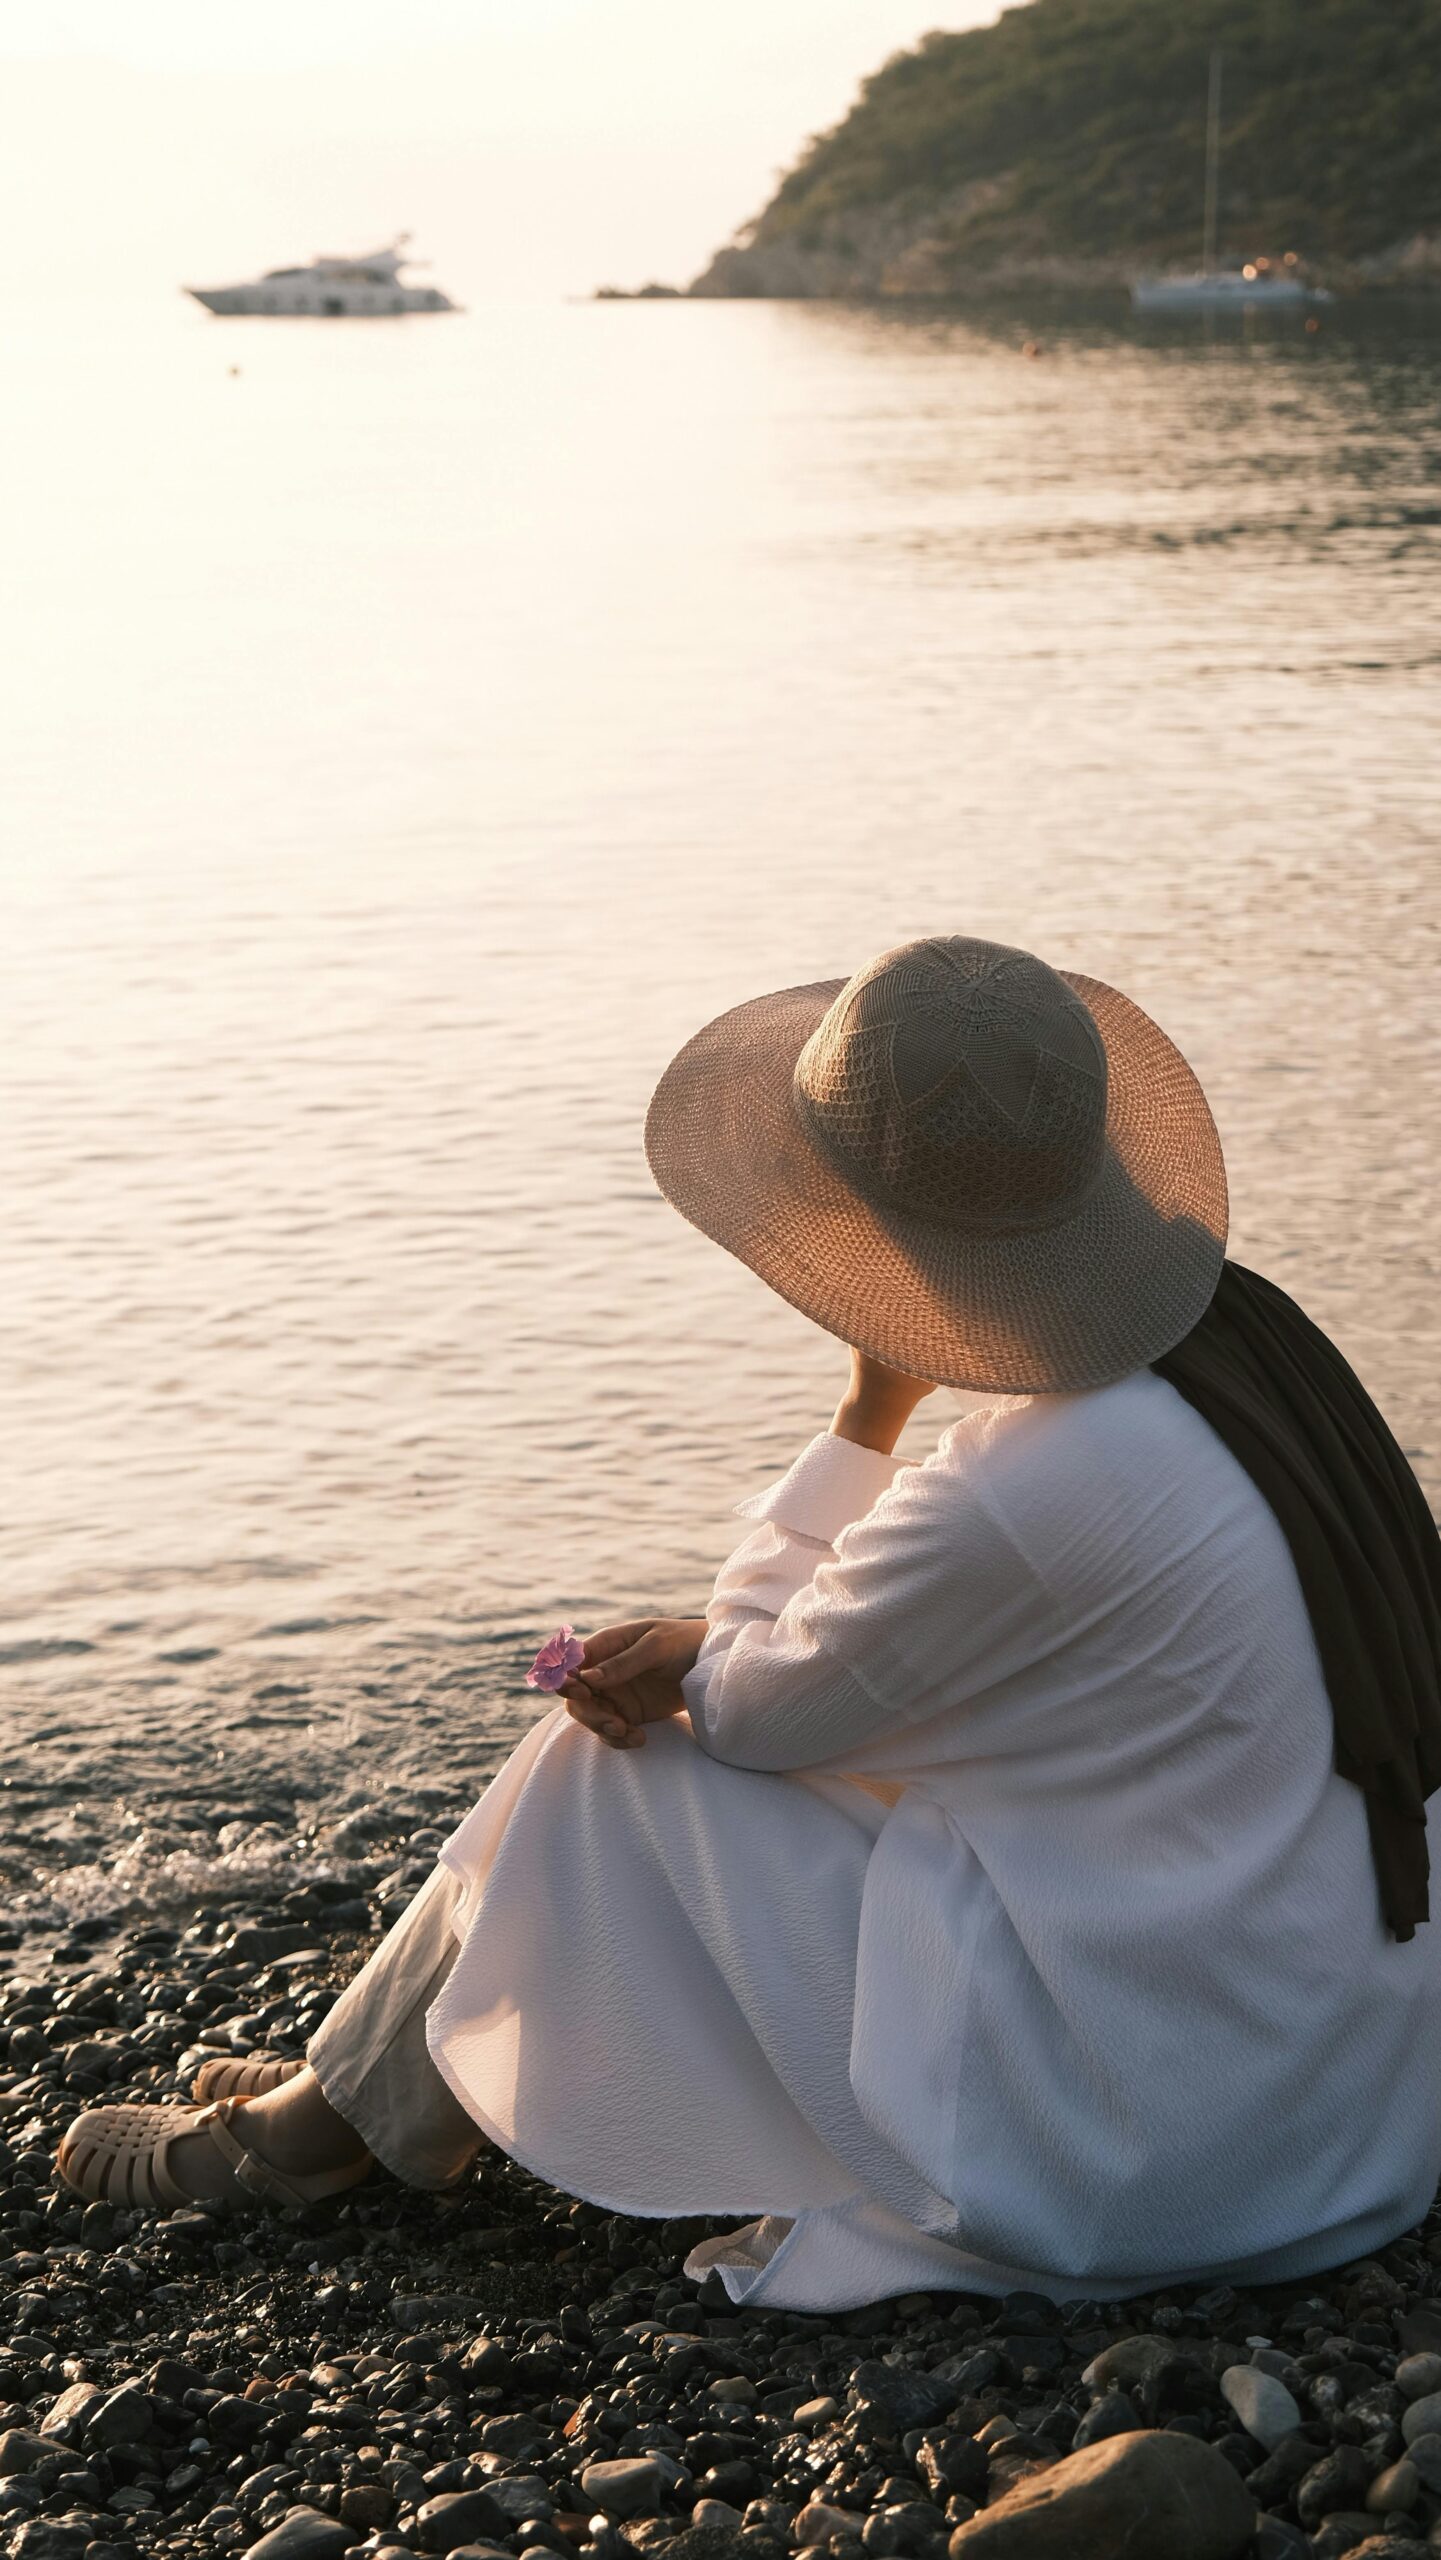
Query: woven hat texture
xmin=645 ymin=936 xmax=1227 ymax=1395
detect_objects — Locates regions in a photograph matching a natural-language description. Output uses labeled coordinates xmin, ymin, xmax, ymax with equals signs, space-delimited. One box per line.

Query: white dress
xmin=427 ymin=1374 xmax=1441 ymax=2310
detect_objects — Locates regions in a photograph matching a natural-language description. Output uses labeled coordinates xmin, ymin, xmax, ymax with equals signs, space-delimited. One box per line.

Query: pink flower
xmin=526 ymin=1623 xmax=586 ymax=1692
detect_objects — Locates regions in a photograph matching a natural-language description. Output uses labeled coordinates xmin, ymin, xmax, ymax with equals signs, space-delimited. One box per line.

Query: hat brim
xmin=644 ymin=970 xmax=1227 ymax=1396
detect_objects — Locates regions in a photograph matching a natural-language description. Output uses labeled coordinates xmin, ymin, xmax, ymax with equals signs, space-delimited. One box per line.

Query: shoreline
xmin=4 ymin=1822 xmax=1441 ymax=2560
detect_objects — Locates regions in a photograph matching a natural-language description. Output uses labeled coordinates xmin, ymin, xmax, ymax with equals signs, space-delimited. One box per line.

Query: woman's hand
xmin=560 ymin=1616 xmax=709 ymax=1750
xmin=831 ymin=1347 xmax=937 ymax=1456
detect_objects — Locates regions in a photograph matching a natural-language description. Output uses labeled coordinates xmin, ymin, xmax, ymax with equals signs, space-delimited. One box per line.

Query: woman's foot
xmin=58 ymin=2066 xmax=371 ymax=2210
xmin=191 ymin=2051 xmax=308 ymax=2105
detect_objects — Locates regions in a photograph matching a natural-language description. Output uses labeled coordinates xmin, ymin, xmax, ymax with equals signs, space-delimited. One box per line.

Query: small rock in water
xmin=945 ymin=2428 xmax=1257 ymax=2557
xmin=1218 ymin=2364 xmax=1301 ymax=2450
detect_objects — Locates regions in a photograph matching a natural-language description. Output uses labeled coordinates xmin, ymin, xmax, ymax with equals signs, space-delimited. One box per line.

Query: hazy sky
xmin=2 ymin=0 xmax=1001 ymax=303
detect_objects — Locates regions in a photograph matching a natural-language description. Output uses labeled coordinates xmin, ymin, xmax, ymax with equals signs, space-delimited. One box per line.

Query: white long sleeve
xmin=683 ymin=1428 xmax=1049 ymax=1773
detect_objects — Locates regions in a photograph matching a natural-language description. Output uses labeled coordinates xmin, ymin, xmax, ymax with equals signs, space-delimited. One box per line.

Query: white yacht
xmin=1132 ymin=53 xmax=1331 ymax=314
xmin=185 ymin=236 xmax=457 ymax=318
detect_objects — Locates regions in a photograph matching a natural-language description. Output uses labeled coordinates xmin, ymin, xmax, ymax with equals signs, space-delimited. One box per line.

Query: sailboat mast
xmin=1202 ymin=47 xmax=1223 ymax=272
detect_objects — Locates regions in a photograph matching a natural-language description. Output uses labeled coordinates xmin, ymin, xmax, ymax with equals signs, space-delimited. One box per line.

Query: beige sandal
xmin=57 ymin=2096 xmax=371 ymax=2212
xmin=191 ymin=2052 xmax=308 ymax=2104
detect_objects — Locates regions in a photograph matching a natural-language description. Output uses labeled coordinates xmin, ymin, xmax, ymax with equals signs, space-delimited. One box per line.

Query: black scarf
xmin=1151 ymin=1260 xmax=1441 ymax=1941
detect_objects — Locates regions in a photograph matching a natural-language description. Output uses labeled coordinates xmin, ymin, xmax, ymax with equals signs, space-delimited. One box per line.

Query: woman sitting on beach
xmin=59 ymin=935 xmax=1441 ymax=2311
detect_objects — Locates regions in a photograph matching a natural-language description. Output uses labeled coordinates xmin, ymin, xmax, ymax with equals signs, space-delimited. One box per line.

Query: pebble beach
xmin=3 ymin=1802 xmax=1441 ymax=2560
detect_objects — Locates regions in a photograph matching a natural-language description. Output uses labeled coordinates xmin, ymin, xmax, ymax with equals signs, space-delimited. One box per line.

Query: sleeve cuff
xmin=733 ymin=1431 xmax=909 ymax=1548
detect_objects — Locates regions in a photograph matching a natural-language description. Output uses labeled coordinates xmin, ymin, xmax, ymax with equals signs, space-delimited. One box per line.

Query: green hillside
xmin=691 ymin=0 xmax=1441 ymax=296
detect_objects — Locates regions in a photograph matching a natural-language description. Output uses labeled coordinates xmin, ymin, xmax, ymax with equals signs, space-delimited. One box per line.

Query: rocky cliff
xmin=690 ymin=0 xmax=1441 ymax=298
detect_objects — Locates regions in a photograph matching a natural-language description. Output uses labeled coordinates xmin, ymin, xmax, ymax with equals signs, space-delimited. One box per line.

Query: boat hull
xmin=1131 ymin=275 xmax=1332 ymax=313
xmin=186 ymin=285 xmax=456 ymax=317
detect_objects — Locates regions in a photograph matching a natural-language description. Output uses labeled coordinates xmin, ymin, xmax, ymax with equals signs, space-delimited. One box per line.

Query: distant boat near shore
xmin=1131 ymin=50 xmax=1333 ymax=314
xmin=185 ymin=236 xmax=458 ymax=318
xmin=1133 ymin=268 xmax=1334 ymax=313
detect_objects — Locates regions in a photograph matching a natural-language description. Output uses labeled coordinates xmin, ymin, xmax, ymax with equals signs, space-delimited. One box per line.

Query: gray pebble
xmin=1401 ymin=2391 xmax=1441 ymax=2445
xmin=242 ymin=2511 xmax=354 ymax=2560
xmin=579 ymin=2458 xmax=665 ymax=2519
xmin=1396 ymin=2354 xmax=1441 ymax=2403
xmin=1219 ymin=2364 xmax=1302 ymax=2449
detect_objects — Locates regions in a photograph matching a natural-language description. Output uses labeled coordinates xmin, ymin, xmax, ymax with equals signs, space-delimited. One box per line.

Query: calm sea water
xmin=3 ymin=291 xmax=1439 ymax=1931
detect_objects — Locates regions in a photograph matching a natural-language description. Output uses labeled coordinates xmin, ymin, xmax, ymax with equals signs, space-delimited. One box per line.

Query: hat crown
xmin=793 ymin=937 xmax=1108 ymax=1234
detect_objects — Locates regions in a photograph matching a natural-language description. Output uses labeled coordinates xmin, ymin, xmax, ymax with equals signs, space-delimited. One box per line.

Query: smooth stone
xmin=1070 ymin=2394 xmax=1140 ymax=2451
xmin=242 ymin=2512 xmax=355 ymax=2560
xmin=1401 ymin=2393 xmax=1441 ymax=2445
xmin=690 ymin=2502 xmax=744 ymax=2531
xmin=1249 ymin=2348 xmax=1305 ymax=2390
xmin=1399 ymin=2431 xmax=1441 ymax=2492
xmin=1367 ymin=2460 xmax=1421 ymax=2514
xmin=862 ymin=2506 xmax=946 ymax=2557
xmin=0 ymin=2433 xmax=49 ymax=2478
xmin=85 ymin=2384 xmax=155 ymax=2449
xmin=709 ymin=2378 xmax=757 ymax=2404
xmin=38 ymin=2386 xmax=102 ymax=2439
xmin=1396 ymin=2356 xmax=1441 ymax=2404
xmin=478 ymin=2413 xmax=550 ymax=2457
xmin=945 ymin=2428 xmax=1257 ymax=2559
xmin=1243 ymin=2435 xmax=1320 ymax=2504
xmin=417 ymin=2492 xmax=513 ymax=2552
xmin=797 ymin=2506 xmax=862 ymax=2547
xmin=1218 ymin=2365 xmax=1302 ymax=2450
xmin=1080 ymin=2335 xmax=1180 ymax=2393
xmin=795 ymin=2400 xmax=839 ymax=2432
xmin=9 ymin=2525 xmax=93 ymax=2560
xmin=747 ymin=2501 xmax=800 ymax=2535
xmin=848 ymin=2362 xmax=958 ymax=2431
xmin=1342 ymin=2538 xmax=1433 ymax=2558
xmin=931 ymin=2351 xmax=1000 ymax=2398
xmin=483 ymin=2475 xmax=554 ymax=2524
xmin=579 ymin=2459 xmax=665 ymax=2519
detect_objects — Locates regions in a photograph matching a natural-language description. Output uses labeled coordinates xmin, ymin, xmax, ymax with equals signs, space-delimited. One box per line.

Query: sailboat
xmin=1131 ymin=53 xmax=1332 ymax=313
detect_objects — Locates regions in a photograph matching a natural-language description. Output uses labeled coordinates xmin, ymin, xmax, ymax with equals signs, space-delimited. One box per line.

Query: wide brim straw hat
xmin=645 ymin=936 xmax=1228 ymax=1397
